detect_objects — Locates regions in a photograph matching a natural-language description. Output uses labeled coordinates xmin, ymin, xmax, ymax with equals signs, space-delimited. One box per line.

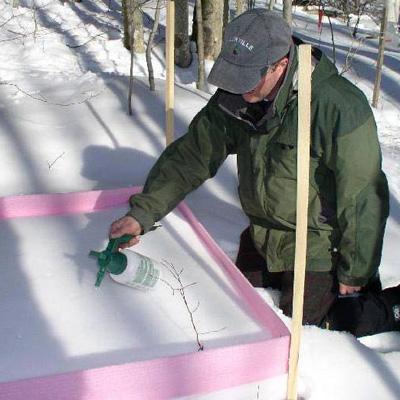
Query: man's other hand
xmin=339 ymin=283 xmax=362 ymax=296
xmin=110 ymin=216 xmax=142 ymax=248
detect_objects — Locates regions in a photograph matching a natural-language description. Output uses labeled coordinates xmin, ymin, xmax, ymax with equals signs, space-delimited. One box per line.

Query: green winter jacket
xmin=127 ymin=42 xmax=389 ymax=287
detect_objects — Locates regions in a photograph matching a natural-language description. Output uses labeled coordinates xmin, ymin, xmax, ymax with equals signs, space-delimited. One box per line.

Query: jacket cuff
xmin=337 ymin=270 xmax=369 ymax=287
xmin=125 ymin=207 xmax=155 ymax=234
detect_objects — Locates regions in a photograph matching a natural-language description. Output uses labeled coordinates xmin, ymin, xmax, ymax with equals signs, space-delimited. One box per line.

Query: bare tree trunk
xmin=128 ymin=21 xmax=135 ymax=115
xmin=327 ymin=15 xmax=336 ymax=65
xmin=343 ymin=0 xmax=351 ymax=26
xmin=319 ymin=2 xmax=336 ymax=65
xmin=196 ymin=0 xmax=206 ymax=90
xmin=352 ymin=2 xmax=368 ymax=38
xmin=165 ymin=0 xmax=175 ymax=146
xmin=133 ymin=5 xmax=145 ymax=52
xmin=372 ymin=3 xmax=388 ymax=108
xmin=202 ymin=0 xmax=224 ymax=60
xmin=175 ymin=0 xmax=192 ymax=67
xmin=123 ymin=0 xmax=145 ymax=52
xmin=223 ymin=0 xmax=229 ymax=26
xmin=236 ymin=0 xmax=245 ymax=15
xmin=122 ymin=0 xmax=130 ymax=48
xmin=146 ymin=0 xmax=162 ymax=91
xmin=387 ymin=0 xmax=400 ymax=23
xmin=283 ymin=0 xmax=292 ymax=27
xmin=32 ymin=1 xmax=38 ymax=42
xmin=268 ymin=0 xmax=275 ymax=11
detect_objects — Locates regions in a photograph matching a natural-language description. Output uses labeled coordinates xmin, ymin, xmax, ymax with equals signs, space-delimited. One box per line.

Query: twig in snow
xmin=0 ymin=36 xmax=27 ymax=43
xmin=0 ymin=15 xmax=14 ymax=28
xmin=66 ymin=32 xmax=105 ymax=48
xmin=191 ymin=300 xmax=200 ymax=314
xmin=0 ymin=81 xmax=47 ymax=101
xmin=6 ymin=28 xmax=28 ymax=36
xmin=199 ymin=326 xmax=227 ymax=335
xmin=161 ymin=260 xmax=204 ymax=351
xmin=47 ymin=152 xmax=65 ymax=170
xmin=0 ymin=81 xmax=102 ymax=106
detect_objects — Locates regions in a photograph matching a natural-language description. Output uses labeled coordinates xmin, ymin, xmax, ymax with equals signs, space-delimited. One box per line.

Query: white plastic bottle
xmin=89 ymin=235 xmax=162 ymax=290
xmin=109 ymin=249 xmax=162 ymax=290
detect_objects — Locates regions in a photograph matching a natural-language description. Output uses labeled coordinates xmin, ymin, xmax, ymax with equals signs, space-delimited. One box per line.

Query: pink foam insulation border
xmin=0 ymin=188 xmax=290 ymax=400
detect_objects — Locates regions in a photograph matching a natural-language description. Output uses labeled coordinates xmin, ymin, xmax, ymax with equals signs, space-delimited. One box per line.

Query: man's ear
xmin=271 ymin=57 xmax=289 ymax=72
xmin=280 ymin=57 xmax=289 ymax=68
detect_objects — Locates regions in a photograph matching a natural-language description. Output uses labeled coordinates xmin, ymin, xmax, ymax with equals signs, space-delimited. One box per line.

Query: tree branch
xmin=0 ymin=81 xmax=102 ymax=106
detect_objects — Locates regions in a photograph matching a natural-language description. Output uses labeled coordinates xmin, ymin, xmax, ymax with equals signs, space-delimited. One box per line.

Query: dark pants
xmin=236 ymin=227 xmax=399 ymax=337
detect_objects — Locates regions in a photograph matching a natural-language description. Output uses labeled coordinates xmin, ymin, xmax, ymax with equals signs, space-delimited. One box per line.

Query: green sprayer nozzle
xmin=89 ymin=235 xmax=133 ymax=287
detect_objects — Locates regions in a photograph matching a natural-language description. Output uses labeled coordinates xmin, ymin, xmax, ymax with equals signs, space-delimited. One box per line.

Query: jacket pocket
xmin=265 ymin=135 xmax=298 ymax=225
xmin=266 ymin=134 xmax=336 ymax=231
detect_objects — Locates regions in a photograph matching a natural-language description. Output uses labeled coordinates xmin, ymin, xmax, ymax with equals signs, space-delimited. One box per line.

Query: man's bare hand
xmin=339 ymin=283 xmax=362 ymax=296
xmin=109 ymin=216 xmax=142 ymax=248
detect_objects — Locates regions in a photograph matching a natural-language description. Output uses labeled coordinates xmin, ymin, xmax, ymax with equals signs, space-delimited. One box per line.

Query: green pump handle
xmin=106 ymin=234 xmax=134 ymax=253
xmin=89 ymin=234 xmax=134 ymax=287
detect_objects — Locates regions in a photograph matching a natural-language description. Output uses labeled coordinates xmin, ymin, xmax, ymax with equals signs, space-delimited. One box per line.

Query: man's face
xmin=242 ymin=57 xmax=289 ymax=103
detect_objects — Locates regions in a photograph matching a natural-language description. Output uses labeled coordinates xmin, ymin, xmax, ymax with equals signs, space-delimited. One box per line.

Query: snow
xmin=0 ymin=1 xmax=399 ymax=399
xmin=0 ymin=206 xmax=270 ymax=383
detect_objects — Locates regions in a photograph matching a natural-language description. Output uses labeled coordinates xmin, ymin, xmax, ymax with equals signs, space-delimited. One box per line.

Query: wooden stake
xmin=166 ymin=0 xmax=175 ymax=146
xmin=287 ymin=44 xmax=312 ymax=400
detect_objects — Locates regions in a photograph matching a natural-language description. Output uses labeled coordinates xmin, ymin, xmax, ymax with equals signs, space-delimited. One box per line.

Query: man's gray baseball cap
xmin=208 ymin=9 xmax=292 ymax=94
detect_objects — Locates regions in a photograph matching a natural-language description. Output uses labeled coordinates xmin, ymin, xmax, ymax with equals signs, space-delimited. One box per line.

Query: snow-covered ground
xmin=0 ymin=1 xmax=399 ymax=399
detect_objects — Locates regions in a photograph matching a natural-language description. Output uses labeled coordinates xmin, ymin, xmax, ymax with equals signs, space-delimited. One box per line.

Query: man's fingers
xmin=109 ymin=216 xmax=142 ymax=247
xmin=339 ymin=283 xmax=362 ymax=295
xmin=119 ymin=236 xmax=140 ymax=249
xmin=110 ymin=219 xmax=126 ymax=236
xmin=339 ymin=286 xmax=348 ymax=295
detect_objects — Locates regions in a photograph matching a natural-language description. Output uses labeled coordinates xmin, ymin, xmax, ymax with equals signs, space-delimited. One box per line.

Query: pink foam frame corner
xmin=0 ymin=187 xmax=290 ymax=400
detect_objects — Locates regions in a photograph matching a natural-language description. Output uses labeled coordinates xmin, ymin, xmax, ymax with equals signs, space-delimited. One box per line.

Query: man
xmin=110 ymin=9 xmax=399 ymax=336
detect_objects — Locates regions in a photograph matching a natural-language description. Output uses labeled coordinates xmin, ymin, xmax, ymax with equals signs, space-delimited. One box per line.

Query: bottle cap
xmin=89 ymin=234 xmax=133 ymax=287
